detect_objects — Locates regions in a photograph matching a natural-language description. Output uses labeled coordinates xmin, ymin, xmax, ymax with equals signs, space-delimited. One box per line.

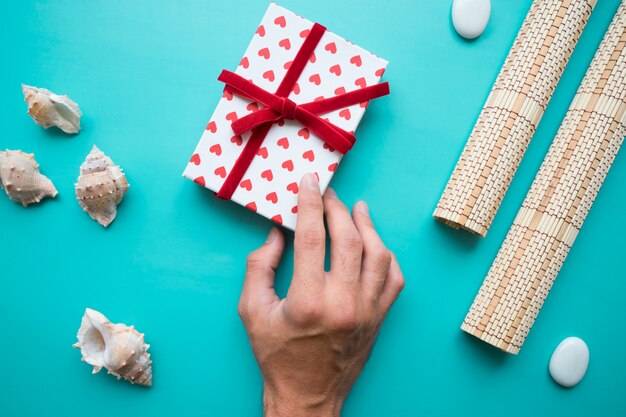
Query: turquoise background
xmin=1 ymin=0 xmax=625 ymax=415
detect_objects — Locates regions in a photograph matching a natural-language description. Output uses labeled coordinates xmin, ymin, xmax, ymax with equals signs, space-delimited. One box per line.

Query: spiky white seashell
xmin=73 ymin=308 xmax=152 ymax=387
xmin=0 ymin=149 xmax=58 ymax=206
xmin=22 ymin=84 xmax=82 ymax=134
xmin=75 ymin=145 xmax=129 ymax=227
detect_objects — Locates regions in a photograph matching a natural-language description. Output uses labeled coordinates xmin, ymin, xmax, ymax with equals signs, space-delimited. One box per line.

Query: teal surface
xmin=1 ymin=1 xmax=625 ymax=416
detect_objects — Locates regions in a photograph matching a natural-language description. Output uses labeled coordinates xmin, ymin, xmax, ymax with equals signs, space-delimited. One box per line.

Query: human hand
xmin=239 ymin=173 xmax=405 ymax=417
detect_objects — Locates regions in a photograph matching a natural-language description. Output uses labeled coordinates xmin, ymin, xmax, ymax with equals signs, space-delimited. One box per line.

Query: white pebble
xmin=549 ymin=337 xmax=589 ymax=388
xmin=452 ymin=0 xmax=491 ymax=39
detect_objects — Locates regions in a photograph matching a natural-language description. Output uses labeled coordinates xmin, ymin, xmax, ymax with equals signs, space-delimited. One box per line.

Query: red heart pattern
xmin=281 ymin=159 xmax=294 ymax=171
xmin=266 ymin=192 xmax=278 ymax=204
xmin=240 ymin=179 xmax=253 ymax=190
xmin=225 ymin=112 xmax=238 ymax=122
xmin=274 ymin=16 xmax=286 ymax=28
xmin=256 ymin=147 xmax=269 ymax=159
xmin=277 ymin=137 xmax=290 ymax=149
xmin=258 ymin=47 xmax=270 ymax=59
xmin=302 ymin=150 xmax=315 ymax=162
xmin=214 ymin=166 xmax=227 ymax=178
xmin=209 ymin=144 xmax=222 ymax=156
xmin=183 ymin=3 xmax=388 ymax=231
xmin=261 ymin=169 xmax=274 ymax=181
xmin=309 ymin=73 xmax=321 ymax=85
xmin=298 ymin=128 xmax=310 ymax=139
xmin=230 ymin=135 xmax=243 ymax=146
xmin=190 ymin=153 xmax=201 ymax=165
xmin=279 ymin=38 xmax=291 ymax=50
xmin=263 ymin=70 xmax=275 ymax=82
xmin=286 ymin=182 xmax=299 ymax=193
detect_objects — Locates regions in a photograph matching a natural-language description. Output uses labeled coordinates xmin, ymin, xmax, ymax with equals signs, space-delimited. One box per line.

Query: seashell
xmin=22 ymin=84 xmax=82 ymax=134
xmin=75 ymin=145 xmax=129 ymax=227
xmin=73 ymin=308 xmax=152 ymax=387
xmin=0 ymin=149 xmax=58 ymax=206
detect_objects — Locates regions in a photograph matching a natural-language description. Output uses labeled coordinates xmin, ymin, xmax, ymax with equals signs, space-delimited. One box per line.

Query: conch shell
xmin=73 ymin=308 xmax=152 ymax=387
xmin=75 ymin=145 xmax=129 ymax=227
xmin=0 ymin=150 xmax=58 ymax=206
xmin=22 ymin=84 xmax=82 ymax=134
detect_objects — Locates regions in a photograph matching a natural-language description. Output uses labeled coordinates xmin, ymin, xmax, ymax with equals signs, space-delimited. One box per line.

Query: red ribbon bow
xmin=216 ymin=23 xmax=390 ymax=200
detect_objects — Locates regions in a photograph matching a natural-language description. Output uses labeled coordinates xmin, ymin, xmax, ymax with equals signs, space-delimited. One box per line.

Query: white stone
xmin=549 ymin=337 xmax=589 ymax=388
xmin=452 ymin=0 xmax=491 ymax=39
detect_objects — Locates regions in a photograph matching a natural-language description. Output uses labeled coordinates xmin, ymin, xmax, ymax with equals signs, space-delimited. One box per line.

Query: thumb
xmin=240 ymin=228 xmax=285 ymax=318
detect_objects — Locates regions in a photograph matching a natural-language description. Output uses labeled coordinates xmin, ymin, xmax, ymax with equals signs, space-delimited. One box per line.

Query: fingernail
xmin=266 ymin=227 xmax=278 ymax=243
xmin=302 ymin=173 xmax=319 ymax=191
xmin=357 ymin=201 xmax=369 ymax=215
xmin=325 ymin=187 xmax=337 ymax=199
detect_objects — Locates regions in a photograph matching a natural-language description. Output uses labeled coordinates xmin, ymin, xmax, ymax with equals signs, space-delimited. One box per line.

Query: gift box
xmin=183 ymin=2 xmax=389 ymax=230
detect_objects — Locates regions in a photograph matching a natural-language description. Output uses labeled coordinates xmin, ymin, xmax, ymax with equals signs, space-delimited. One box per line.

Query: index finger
xmin=293 ymin=173 xmax=326 ymax=288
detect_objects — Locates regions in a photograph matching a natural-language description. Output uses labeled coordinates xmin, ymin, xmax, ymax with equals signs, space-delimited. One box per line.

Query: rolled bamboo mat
xmin=434 ymin=0 xmax=597 ymax=237
xmin=462 ymin=2 xmax=626 ymax=355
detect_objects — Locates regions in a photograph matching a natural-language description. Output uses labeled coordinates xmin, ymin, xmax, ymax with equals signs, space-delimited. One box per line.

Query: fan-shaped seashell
xmin=22 ymin=84 xmax=82 ymax=134
xmin=75 ymin=145 xmax=129 ymax=227
xmin=0 ymin=150 xmax=58 ymax=206
xmin=73 ymin=308 xmax=152 ymax=387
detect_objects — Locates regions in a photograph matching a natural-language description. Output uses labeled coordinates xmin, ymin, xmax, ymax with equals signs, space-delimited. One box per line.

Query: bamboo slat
xmin=434 ymin=0 xmax=596 ymax=237
xmin=462 ymin=2 xmax=626 ymax=354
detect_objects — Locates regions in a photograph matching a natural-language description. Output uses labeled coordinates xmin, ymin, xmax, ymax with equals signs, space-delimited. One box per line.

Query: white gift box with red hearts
xmin=183 ymin=3 xmax=388 ymax=230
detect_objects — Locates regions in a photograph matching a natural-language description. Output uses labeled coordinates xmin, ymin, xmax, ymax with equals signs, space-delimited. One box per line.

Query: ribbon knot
xmin=214 ymin=23 xmax=390 ymax=201
xmin=280 ymin=97 xmax=298 ymax=120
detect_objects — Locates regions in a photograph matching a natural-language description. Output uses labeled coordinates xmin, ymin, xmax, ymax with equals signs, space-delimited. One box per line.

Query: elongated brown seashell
xmin=22 ymin=84 xmax=82 ymax=134
xmin=73 ymin=308 xmax=152 ymax=387
xmin=0 ymin=150 xmax=58 ymax=206
xmin=75 ymin=145 xmax=129 ymax=227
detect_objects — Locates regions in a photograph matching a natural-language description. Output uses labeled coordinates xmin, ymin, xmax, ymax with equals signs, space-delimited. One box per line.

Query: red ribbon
xmin=215 ymin=23 xmax=390 ymax=200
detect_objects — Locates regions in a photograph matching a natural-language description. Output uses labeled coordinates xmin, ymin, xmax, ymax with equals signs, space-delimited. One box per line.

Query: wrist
xmin=263 ymin=386 xmax=343 ymax=417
